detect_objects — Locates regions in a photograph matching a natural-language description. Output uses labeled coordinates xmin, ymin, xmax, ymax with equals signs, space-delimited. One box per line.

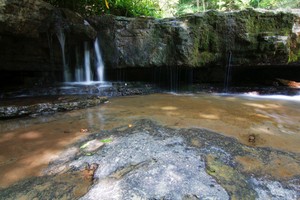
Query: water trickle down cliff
xmin=89 ymin=9 xmax=300 ymax=85
xmin=0 ymin=0 xmax=299 ymax=88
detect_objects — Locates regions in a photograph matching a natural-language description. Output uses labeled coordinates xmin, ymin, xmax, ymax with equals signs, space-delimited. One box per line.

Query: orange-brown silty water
xmin=0 ymin=93 xmax=299 ymax=188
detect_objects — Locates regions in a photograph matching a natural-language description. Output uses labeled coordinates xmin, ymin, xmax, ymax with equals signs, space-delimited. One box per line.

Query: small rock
xmin=248 ymin=135 xmax=256 ymax=143
xmin=80 ymin=129 xmax=89 ymax=133
xmin=64 ymin=130 xmax=71 ymax=133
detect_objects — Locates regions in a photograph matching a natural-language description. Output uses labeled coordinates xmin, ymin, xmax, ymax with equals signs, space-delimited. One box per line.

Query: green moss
xmin=288 ymin=50 xmax=300 ymax=63
xmin=198 ymin=27 xmax=210 ymax=50
xmin=198 ymin=51 xmax=216 ymax=66
xmin=205 ymin=155 xmax=257 ymax=200
xmin=241 ymin=10 xmax=294 ymax=36
xmin=287 ymin=34 xmax=300 ymax=63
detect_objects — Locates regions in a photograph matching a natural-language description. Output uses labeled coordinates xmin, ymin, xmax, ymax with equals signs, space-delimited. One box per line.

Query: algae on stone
xmin=93 ymin=9 xmax=300 ymax=68
xmin=205 ymin=154 xmax=257 ymax=200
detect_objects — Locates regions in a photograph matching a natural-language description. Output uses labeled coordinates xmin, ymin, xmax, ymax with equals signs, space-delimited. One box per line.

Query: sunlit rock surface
xmin=90 ymin=9 xmax=300 ymax=68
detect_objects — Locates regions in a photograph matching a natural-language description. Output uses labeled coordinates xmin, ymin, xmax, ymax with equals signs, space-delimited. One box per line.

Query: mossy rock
xmin=205 ymin=154 xmax=257 ymax=200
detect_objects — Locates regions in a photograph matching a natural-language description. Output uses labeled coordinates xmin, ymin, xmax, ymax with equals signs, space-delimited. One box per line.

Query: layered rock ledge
xmin=91 ymin=9 xmax=300 ymax=68
xmin=0 ymin=0 xmax=300 ymax=87
xmin=0 ymin=95 xmax=107 ymax=119
xmin=0 ymin=0 xmax=97 ymax=86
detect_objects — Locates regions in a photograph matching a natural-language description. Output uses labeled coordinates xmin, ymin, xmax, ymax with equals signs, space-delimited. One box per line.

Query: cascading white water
xmin=224 ymin=50 xmax=232 ymax=93
xmin=75 ymin=47 xmax=84 ymax=82
xmin=56 ymin=29 xmax=71 ymax=82
xmin=94 ymin=38 xmax=105 ymax=82
xmin=84 ymin=42 xmax=92 ymax=82
xmin=59 ymin=35 xmax=106 ymax=84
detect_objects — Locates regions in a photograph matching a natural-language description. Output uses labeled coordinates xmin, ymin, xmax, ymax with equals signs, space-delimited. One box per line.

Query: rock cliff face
xmin=90 ymin=9 xmax=300 ymax=68
xmin=0 ymin=0 xmax=96 ymax=87
xmin=0 ymin=0 xmax=299 ymax=88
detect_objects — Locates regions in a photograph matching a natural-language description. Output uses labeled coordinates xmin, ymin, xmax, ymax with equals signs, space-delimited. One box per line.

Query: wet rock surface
xmin=92 ymin=9 xmax=300 ymax=68
xmin=0 ymin=95 xmax=108 ymax=119
xmin=1 ymin=1 xmax=300 ymax=88
xmin=0 ymin=0 xmax=97 ymax=87
xmin=0 ymin=82 xmax=157 ymax=98
xmin=0 ymin=170 xmax=95 ymax=200
xmin=1 ymin=120 xmax=299 ymax=199
xmin=0 ymin=0 xmax=96 ymax=39
xmin=0 ymin=82 xmax=157 ymax=119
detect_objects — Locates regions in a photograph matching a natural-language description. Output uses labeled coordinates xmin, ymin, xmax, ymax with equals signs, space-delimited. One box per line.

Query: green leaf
xmin=100 ymin=138 xmax=113 ymax=143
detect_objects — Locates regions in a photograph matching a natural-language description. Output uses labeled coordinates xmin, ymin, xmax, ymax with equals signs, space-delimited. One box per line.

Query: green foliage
xmin=110 ymin=0 xmax=162 ymax=17
xmin=44 ymin=0 xmax=162 ymax=17
xmin=44 ymin=0 xmax=105 ymax=16
xmin=44 ymin=0 xmax=299 ymax=18
xmin=175 ymin=0 xmax=299 ymax=16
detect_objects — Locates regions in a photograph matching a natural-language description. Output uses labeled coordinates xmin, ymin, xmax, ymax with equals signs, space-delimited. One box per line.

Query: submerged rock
xmin=0 ymin=95 xmax=108 ymax=119
xmin=0 ymin=170 xmax=95 ymax=200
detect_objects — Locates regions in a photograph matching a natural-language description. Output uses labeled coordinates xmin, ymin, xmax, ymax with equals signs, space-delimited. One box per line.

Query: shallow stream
xmin=0 ymin=92 xmax=299 ymax=196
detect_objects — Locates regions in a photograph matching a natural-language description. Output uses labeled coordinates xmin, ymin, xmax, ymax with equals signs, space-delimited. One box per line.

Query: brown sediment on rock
xmin=205 ymin=154 xmax=257 ymax=199
xmin=81 ymin=163 xmax=99 ymax=181
xmin=0 ymin=106 xmax=105 ymax=188
xmin=0 ymin=169 xmax=96 ymax=199
xmin=236 ymin=153 xmax=300 ymax=179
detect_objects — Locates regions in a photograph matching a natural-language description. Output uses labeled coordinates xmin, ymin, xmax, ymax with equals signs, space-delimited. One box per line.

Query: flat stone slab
xmin=77 ymin=132 xmax=228 ymax=200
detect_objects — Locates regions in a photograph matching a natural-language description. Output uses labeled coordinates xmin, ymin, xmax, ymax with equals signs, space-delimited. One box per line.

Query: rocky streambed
xmin=0 ymin=119 xmax=299 ymax=199
xmin=0 ymin=93 xmax=299 ymax=199
xmin=0 ymin=82 xmax=157 ymax=119
xmin=0 ymin=95 xmax=108 ymax=119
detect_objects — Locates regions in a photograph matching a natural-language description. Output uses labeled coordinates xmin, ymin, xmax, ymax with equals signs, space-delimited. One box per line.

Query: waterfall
xmin=56 ymin=29 xmax=71 ymax=82
xmin=94 ymin=38 xmax=105 ymax=82
xmin=58 ymin=36 xmax=105 ymax=84
xmin=224 ymin=51 xmax=232 ymax=93
xmin=223 ymin=13 xmax=235 ymax=93
xmin=84 ymin=42 xmax=92 ymax=82
xmin=170 ymin=67 xmax=179 ymax=92
xmin=75 ymin=47 xmax=84 ymax=82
